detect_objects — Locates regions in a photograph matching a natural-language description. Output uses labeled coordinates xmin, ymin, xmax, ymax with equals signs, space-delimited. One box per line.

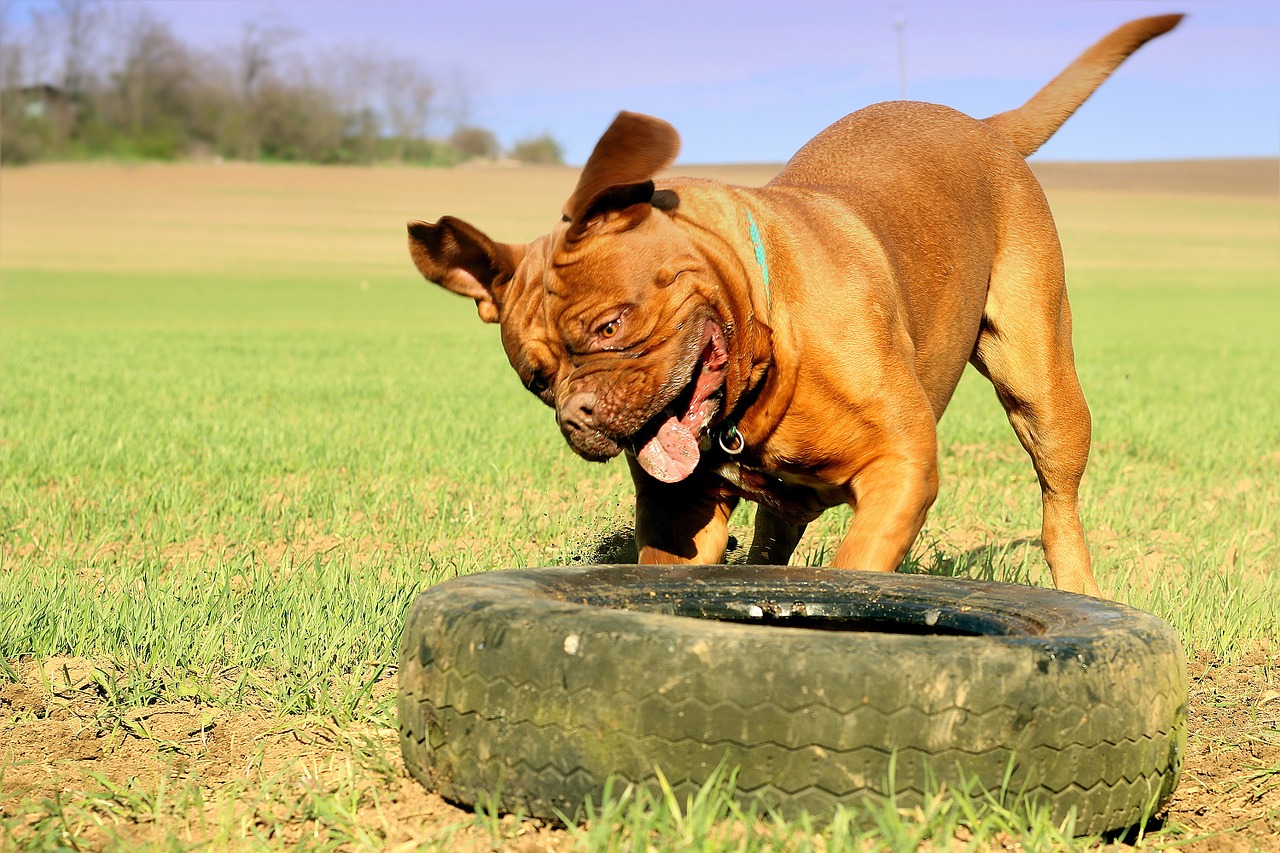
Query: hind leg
xmin=746 ymin=508 xmax=806 ymax=565
xmin=973 ymin=269 xmax=1099 ymax=596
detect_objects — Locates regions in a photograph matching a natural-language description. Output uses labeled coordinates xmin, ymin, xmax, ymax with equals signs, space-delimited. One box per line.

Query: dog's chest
xmin=712 ymin=460 xmax=840 ymax=525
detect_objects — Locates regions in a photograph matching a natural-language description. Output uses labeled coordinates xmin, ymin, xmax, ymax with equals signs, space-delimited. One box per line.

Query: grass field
xmin=1 ymin=157 xmax=1278 ymax=851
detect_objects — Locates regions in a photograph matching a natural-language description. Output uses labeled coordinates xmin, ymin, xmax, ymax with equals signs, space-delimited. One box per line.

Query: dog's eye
xmin=598 ymin=319 xmax=620 ymax=339
xmin=524 ymin=373 xmax=549 ymax=395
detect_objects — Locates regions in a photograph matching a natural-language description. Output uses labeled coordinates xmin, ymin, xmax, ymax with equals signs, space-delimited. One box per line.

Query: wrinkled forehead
xmin=544 ymin=218 xmax=679 ymax=305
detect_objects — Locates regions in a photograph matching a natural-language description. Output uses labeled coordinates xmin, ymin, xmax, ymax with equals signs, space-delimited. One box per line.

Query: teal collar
xmin=708 ymin=209 xmax=773 ymax=458
xmin=745 ymin=209 xmax=772 ymax=312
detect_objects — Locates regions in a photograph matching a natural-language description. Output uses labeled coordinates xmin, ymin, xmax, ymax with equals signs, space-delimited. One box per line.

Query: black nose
xmin=558 ymin=391 xmax=597 ymax=438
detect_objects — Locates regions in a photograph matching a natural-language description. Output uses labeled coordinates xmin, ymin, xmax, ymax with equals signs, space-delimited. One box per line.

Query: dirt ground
xmin=2 ymin=644 xmax=1276 ymax=850
xmin=0 ymin=658 xmax=552 ymax=851
xmin=5 ymin=158 xmax=1275 ymax=277
xmin=667 ymin=157 xmax=1280 ymax=199
xmin=1029 ymin=158 xmax=1280 ymax=198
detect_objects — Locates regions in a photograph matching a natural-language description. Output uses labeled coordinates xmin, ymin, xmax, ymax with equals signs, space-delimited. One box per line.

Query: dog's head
xmin=544 ymin=113 xmax=767 ymax=484
xmin=406 ymin=219 xmax=563 ymax=407
xmin=408 ymin=112 xmax=769 ymax=482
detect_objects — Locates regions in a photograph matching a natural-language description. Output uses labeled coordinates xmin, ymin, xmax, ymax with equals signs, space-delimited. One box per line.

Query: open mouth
xmin=632 ymin=320 xmax=729 ymax=483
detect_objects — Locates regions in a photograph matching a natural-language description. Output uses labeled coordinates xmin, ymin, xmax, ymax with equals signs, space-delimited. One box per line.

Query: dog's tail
xmin=984 ymin=14 xmax=1183 ymax=158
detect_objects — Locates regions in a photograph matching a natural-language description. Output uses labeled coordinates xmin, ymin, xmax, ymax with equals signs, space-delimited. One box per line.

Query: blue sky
xmin=16 ymin=0 xmax=1280 ymax=164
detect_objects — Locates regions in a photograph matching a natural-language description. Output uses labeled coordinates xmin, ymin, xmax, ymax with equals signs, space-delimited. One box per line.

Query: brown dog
xmin=408 ymin=15 xmax=1183 ymax=596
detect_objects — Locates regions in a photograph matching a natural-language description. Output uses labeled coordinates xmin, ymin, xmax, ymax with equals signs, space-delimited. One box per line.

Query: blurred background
xmin=2 ymin=0 xmax=1277 ymax=168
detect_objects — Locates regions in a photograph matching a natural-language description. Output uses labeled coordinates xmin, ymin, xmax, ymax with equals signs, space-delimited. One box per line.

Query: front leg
xmin=628 ymin=456 xmax=738 ymax=564
xmin=832 ymin=452 xmax=939 ymax=571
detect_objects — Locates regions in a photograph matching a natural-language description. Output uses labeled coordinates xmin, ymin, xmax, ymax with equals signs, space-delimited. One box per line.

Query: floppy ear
xmin=407 ymin=217 xmax=526 ymax=323
xmin=562 ymin=111 xmax=680 ymax=238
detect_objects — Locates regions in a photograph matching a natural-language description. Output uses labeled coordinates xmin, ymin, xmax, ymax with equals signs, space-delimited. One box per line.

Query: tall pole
xmin=894 ymin=2 xmax=908 ymax=100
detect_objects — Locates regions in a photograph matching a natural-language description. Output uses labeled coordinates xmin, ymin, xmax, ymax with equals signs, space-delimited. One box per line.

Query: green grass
xmin=1 ymin=164 xmax=1278 ymax=849
xmin=0 ymin=275 xmax=619 ymax=721
xmin=556 ymin=764 xmax=1141 ymax=852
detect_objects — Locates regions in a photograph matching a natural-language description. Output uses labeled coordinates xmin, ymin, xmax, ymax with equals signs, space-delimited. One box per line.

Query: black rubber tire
xmin=397 ymin=566 xmax=1186 ymax=835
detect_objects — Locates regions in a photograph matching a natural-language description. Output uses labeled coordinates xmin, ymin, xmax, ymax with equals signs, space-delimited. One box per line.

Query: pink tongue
xmin=636 ymin=415 xmax=700 ymax=483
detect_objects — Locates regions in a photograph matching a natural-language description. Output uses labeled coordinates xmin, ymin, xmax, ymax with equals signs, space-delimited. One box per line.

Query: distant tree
xmin=0 ymin=2 xmax=494 ymax=168
xmin=103 ymin=6 xmax=197 ymax=157
xmin=316 ymin=42 xmax=386 ymax=163
xmin=449 ymin=125 xmax=500 ymax=160
xmin=510 ymin=133 xmax=564 ymax=165
xmin=13 ymin=0 xmax=103 ymax=152
xmin=253 ymin=76 xmax=345 ymax=162
xmin=383 ymin=57 xmax=435 ymax=162
xmin=227 ymin=18 xmax=296 ymax=159
xmin=0 ymin=1 xmax=16 ymax=87
xmin=440 ymin=66 xmax=477 ymax=130
xmin=236 ymin=19 xmax=293 ymax=101
xmin=33 ymin=0 xmax=103 ymax=97
xmin=0 ymin=3 xmax=42 ymax=162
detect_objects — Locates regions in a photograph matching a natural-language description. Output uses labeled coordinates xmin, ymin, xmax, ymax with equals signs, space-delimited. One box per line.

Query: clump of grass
xmin=563 ymin=761 xmax=1119 ymax=853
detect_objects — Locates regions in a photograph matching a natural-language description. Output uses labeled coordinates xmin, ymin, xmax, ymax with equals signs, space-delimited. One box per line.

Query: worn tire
xmin=397 ymin=565 xmax=1186 ymax=835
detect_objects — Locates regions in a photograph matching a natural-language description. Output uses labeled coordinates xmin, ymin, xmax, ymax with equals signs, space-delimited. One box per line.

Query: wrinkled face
xmin=497 ymin=236 xmax=564 ymax=407
xmin=546 ymin=208 xmax=729 ymax=484
xmin=412 ymin=112 xmax=715 ymax=475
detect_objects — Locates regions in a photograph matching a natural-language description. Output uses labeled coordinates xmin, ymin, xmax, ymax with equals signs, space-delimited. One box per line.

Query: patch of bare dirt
xmin=1029 ymin=159 xmax=1280 ymax=198
xmin=0 ymin=657 xmax=562 ymax=850
xmin=1162 ymin=644 xmax=1280 ymax=850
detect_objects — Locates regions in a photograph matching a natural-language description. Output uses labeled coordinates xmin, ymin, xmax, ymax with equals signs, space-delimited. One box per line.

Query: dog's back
xmin=762 ymin=14 xmax=1184 ymax=414
xmin=772 ymin=13 xmax=1183 ymax=189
